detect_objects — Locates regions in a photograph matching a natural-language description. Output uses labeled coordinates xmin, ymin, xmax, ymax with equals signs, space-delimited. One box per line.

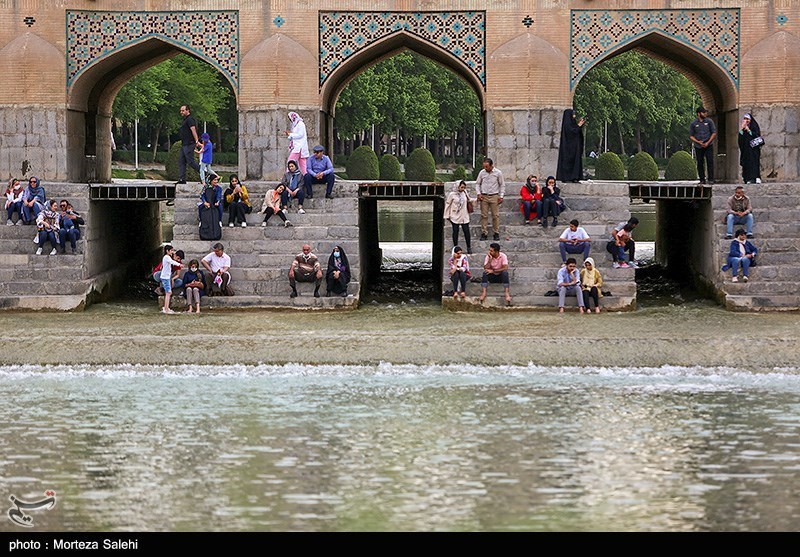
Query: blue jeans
xmin=303 ymin=172 xmax=335 ymax=197
xmin=558 ymin=285 xmax=585 ymax=307
xmin=481 ymin=270 xmax=509 ymax=288
xmin=37 ymin=230 xmax=57 ymax=250
xmin=727 ymin=214 xmax=753 ymax=236
xmin=153 ymin=272 xmax=184 ymax=289
xmin=199 ymin=162 xmax=212 ymax=185
xmin=728 ymin=255 xmax=752 ymax=277
xmin=282 ymin=186 xmax=305 ymax=207
xmin=59 ymin=226 xmax=81 ymax=251
xmin=522 ymin=200 xmax=542 ymax=221
xmin=559 ymin=242 xmax=591 ymax=262
xmin=22 ymin=202 xmax=43 ymax=223
xmin=6 ymin=201 xmax=22 ymax=221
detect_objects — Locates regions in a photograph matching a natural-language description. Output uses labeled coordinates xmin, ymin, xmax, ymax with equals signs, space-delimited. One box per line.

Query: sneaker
xmin=743 ymin=276 xmax=749 ymax=282
xmin=6 ymin=219 xmax=12 ymax=226
xmin=325 ymin=194 xmax=333 ymax=199
xmin=284 ymin=220 xmax=293 ymax=227
xmin=162 ymin=308 xmax=176 ymax=314
xmin=756 ymin=178 xmax=762 ymax=184
xmin=746 ymin=233 xmax=754 ymax=239
xmin=612 ymin=262 xmax=620 ymax=269
xmin=479 ymin=233 xmax=488 ymax=241
xmin=228 ymin=223 xmax=235 ymax=228
xmin=36 ymin=247 xmax=43 ymax=255
xmin=542 ymin=220 xmax=548 ymax=228
xmin=298 ymin=208 xmax=306 ymax=214
xmin=49 ymin=248 xmax=57 ymax=255
xmin=524 ymin=220 xmax=530 ymax=225
xmin=619 ymin=262 xmax=630 ymax=268
xmin=493 ymin=233 xmax=500 ymax=241
xmin=241 ymin=222 xmax=247 ymax=228
xmin=628 ymin=261 xmax=639 ymax=269
xmin=219 ymin=222 xmax=223 ymax=228
xmin=15 ymin=220 xmax=22 ymax=226
xmin=33 ymin=235 xmax=39 ymax=244
xmin=552 ymin=219 xmax=558 ymax=227
xmin=261 ymin=221 xmax=267 ymax=227
xmin=725 ymin=234 xmax=733 ymax=239
xmin=731 ymin=276 xmax=739 ymax=282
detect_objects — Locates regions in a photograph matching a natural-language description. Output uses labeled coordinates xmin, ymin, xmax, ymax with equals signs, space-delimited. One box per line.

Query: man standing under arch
xmin=690 ymin=106 xmax=717 ymax=185
xmin=177 ymin=105 xmax=202 ymax=185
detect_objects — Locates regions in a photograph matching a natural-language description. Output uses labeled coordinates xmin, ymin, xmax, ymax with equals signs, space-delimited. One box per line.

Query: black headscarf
xmin=524 ymin=176 xmax=541 ymax=195
xmin=326 ymin=245 xmax=350 ymax=283
xmin=745 ymin=113 xmax=761 ymax=138
xmin=556 ymin=109 xmax=584 ymax=182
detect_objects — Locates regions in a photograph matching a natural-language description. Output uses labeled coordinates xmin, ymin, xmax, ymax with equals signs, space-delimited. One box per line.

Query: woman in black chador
xmin=738 ymin=113 xmax=762 ymax=184
xmin=325 ymin=245 xmax=351 ymax=297
xmin=556 ymin=109 xmax=585 ymax=183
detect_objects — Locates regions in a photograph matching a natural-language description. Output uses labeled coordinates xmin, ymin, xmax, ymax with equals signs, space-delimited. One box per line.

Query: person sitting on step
xmin=519 ymin=175 xmax=543 ymax=225
xmin=289 ymin=244 xmax=322 ymax=298
xmin=181 ymin=259 xmax=206 ymax=313
xmin=304 ymin=145 xmax=336 ymax=199
xmin=281 ymin=160 xmax=306 ymax=214
xmin=580 ymin=257 xmax=603 ymax=313
xmin=224 ymin=174 xmax=251 ymax=228
xmin=5 ymin=178 xmax=24 ymax=225
xmin=35 ymin=200 xmax=60 ymax=256
xmin=558 ymin=219 xmax=591 ymax=264
xmin=540 ymin=176 xmax=564 ymax=228
xmin=557 ymin=257 xmax=585 ymax=314
xmin=725 ymin=186 xmax=754 ymax=239
xmin=722 ymin=228 xmax=758 ymax=283
xmin=198 ymin=173 xmax=223 ymax=228
xmin=202 ymin=243 xmax=233 ymax=296
xmin=478 ymin=242 xmax=511 ymax=306
xmin=326 ymin=245 xmax=351 ymax=297
xmin=260 ymin=184 xmax=292 ymax=227
xmin=22 ymin=176 xmax=46 ymax=224
xmin=606 ymin=217 xmax=639 ymax=268
xmin=57 ymin=199 xmax=84 ymax=254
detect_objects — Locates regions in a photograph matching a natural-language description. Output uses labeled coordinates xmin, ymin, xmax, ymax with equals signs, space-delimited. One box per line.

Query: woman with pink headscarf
xmin=286 ymin=112 xmax=309 ymax=175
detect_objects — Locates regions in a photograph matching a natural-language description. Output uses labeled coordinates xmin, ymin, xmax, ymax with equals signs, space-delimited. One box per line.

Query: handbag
xmin=749 ymin=136 xmax=764 ymax=149
xmin=466 ymin=200 xmax=474 ymax=213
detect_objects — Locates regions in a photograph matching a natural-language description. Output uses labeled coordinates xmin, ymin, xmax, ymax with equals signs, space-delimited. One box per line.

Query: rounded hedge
xmin=404 ymin=148 xmax=437 ymax=181
xmin=628 ymin=151 xmax=659 ymax=181
xmin=379 ymin=154 xmax=403 ymax=180
xmin=594 ymin=152 xmax=625 ymax=180
xmin=664 ymin=150 xmax=698 ymax=181
xmin=346 ymin=146 xmax=379 ymax=180
xmin=165 ymin=141 xmax=200 ymax=182
xmin=452 ymin=165 xmax=468 ymax=181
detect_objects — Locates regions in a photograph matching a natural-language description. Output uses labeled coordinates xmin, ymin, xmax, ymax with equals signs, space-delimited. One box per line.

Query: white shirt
xmin=475 ymin=168 xmax=505 ymax=198
xmin=160 ymin=254 xmax=181 ymax=280
xmin=203 ymin=251 xmax=231 ymax=273
xmin=288 ymin=120 xmax=309 ymax=157
xmin=560 ymin=227 xmax=589 ymax=242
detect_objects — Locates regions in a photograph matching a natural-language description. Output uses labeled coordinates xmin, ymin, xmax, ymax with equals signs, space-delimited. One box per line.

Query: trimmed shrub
xmin=452 ymin=165 xmax=468 ymax=181
xmin=346 ymin=146 xmax=379 ymax=180
xmin=594 ymin=152 xmax=625 ymax=180
xmin=404 ymin=148 xmax=436 ymax=181
xmin=164 ymin=141 xmax=200 ymax=182
xmin=135 ymin=169 xmax=146 ymax=179
xmin=627 ymin=151 xmax=659 ymax=181
xmin=379 ymin=154 xmax=403 ymax=180
xmin=664 ymin=150 xmax=698 ymax=181
xmin=333 ymin=153 xmax=348 ymax=169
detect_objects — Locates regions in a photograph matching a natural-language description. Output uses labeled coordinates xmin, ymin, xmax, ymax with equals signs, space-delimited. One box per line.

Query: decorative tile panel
xmin=319 ymin=11 xmax=485 ymax=88
xmin=67 ymin=10 xmax=239 ymax=91
xmin=570 ymin=9 xmax=739 ymax=90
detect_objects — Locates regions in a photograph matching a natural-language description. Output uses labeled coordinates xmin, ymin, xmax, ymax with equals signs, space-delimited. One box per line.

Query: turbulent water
xmin=1 ymin=363 xmax=799 ymax=531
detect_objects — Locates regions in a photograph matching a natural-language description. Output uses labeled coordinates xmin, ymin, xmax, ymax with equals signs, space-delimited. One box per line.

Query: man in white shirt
xmin=558 ymin=219 xmax=591 ymax=264
xmin=475 ymin=157 xmax=505 ymax=241
xmin=201 ymin=242 xmax=233 ymax=295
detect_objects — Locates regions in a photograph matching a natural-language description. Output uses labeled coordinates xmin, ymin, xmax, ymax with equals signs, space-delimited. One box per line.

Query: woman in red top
xmin=519 ymin=175 xmax=543 ymax=225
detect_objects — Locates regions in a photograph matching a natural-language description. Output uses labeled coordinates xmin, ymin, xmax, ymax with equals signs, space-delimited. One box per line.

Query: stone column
xmin=0 ymin=106 xmax=68 ymax=181
xmin=238 ymin=107 xmax=320 ymax=181
xmin=486 ymin=108 xmax=564 ymax=181
xmin=747 ymin=105 xmax=800 ymax=182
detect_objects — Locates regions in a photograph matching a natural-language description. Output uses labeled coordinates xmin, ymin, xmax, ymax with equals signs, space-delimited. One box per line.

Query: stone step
xmin=0 ymin=294 xmax=86 ymax=311
xmin=442 ymin=280 xmax=637 ymax=297
xmin=712 ymin=208 xmax=800 ymax=221
xmin=173 ymin=196 xmax=359 ymax=212
xmin=0 ymin=224 xmax=83 ymax=238
xmin=442 ymin=266 xmax=635 ymax=282
xmin=455 ymin=251 xmax=629 ymax=267
xmin=170 ymin=224 xmax=358 ymax=243
xmin=158 ymin=293 xmax=359 ymax=310
xmin=714 ymin=251 xmax=796 ymax=265
xmin=724 ymin=294 xmax=800 ymax=311
xmin=719 ymin=280 xmax=799 ymax=294
xmin=169 ymin=239 xmax=359 ymax=257
xmin=184 ymin=279 xmax=362 ymax=295
xmin=0 ymin=253 xmax=85 ymax=267
xmin=714 ymin=265 xmax=797 ymax=281
xmin=0 ymin=280 xmax=90 ymax=295
xmin=172 ymin=213 xmax=360 ymax=234
xmin=0 ymin=239 xmax=86 ymax=254
xmin=711 ymin=194 xmax=800 ymax=209
xmin=441 ymin=293 xmax=636 ymax=311
xmin=0 ymin=267 xmax=85 ymax=281
xmin=712 ymin=223 xmax=800 ymax=236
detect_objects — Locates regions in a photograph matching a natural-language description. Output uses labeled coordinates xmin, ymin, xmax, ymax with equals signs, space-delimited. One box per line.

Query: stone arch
xmin=0 ymin=33 xmax=62 ymax=104
xmin=66 ymin=37 xmax=239 ymax=183
xmin=488 ymin=33 xmax=568 ymax=107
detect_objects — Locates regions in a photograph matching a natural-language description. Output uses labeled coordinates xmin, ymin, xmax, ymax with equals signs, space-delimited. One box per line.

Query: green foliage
xmin=404 ymin=148 xmax=436 ymax=181
xmin=664 ymin=150 xmax=698 ymax=181
xmin=594 ymin=152 xmax=625 ymax=180
xmin=334 ymin=154 xmax=348 ymax=169
xmin=379 ymin=154 xmax=403 ymax=180
xmin=452 ymin=165 xmax=468 ymax=181
xmin=472 ymin=166 xmax=483 ymax=180
xmin=165 ymin=141 xmax=200 ymax=182
xmin=335 ymin=52 xmax=481 ymax=140
xmin=346 ymin=146 xmax=379 ymax=180
xmin=628 ymin=151 xmax=659 ymax=181
xmin=574 ymin=51 xmax=698 ymax=155
xmin=135 ymin=169 xmax=146 ymax=179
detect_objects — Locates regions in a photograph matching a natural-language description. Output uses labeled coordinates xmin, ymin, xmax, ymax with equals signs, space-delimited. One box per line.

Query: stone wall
xmin=486 ymin=108 xmax=563 ymax=181
xmin=0 ymin=106 xmax=68 ymax=181
xmin=744 ymin=105 xmax=800 ymax=182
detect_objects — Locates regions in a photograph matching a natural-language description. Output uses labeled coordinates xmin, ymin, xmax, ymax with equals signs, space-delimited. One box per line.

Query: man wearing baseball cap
xmin=689 ymin=106 xmax=717 ymax=185
xmin=304 ymin=145 xmax=336 ymax=199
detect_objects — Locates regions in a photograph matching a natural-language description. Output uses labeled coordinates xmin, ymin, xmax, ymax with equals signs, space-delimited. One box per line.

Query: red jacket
xmin=519 ymin=185 xmax=542 ymax=215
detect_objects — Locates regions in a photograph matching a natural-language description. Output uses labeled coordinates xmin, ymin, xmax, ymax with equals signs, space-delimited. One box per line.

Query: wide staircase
xmin=0 ymin=188 xmax=90 ymax=310
xmin=169 ymin=181 xmax=360 ymax=309
xmin=712 ymin=184 xmax=800 ymax=311
xmin=441 ymin=181 xmax=638 ymax=310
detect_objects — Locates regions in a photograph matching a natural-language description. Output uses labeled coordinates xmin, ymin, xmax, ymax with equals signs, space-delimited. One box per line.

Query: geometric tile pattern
xmin=319 ymin=11 xmax=485 ymax=88
xmin=570 ymin=9 xmax=739 ymax=90
xmin=66 ymin=10 xmax=239 ymax=91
